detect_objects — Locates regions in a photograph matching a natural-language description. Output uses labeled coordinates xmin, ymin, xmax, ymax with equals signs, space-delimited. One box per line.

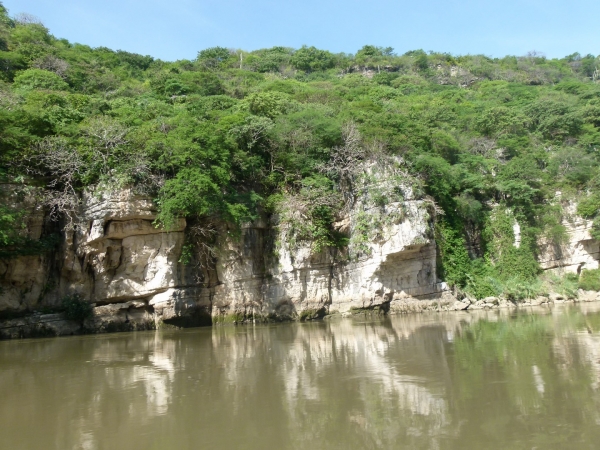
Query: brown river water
xmin=2 ymin=304 xmax=600 ymax=449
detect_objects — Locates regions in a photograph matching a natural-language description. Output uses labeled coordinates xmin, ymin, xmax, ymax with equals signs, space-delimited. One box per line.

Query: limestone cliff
xmin=0 ymin=166 xmax=449 ymax=337
xmin=2 ymin=181 xmax=599 ymax=339
xmin=210 ymin=198 xmax=445 ymax=322
xmin=537 ymin=200 xmax=600 ymax=274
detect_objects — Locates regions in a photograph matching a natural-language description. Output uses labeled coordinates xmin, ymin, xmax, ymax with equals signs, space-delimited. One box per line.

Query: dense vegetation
xmin=1 ymin=2 xmax=600 ymax=298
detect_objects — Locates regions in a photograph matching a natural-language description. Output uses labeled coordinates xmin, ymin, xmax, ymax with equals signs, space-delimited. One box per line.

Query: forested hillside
xmin=2 ymin=2 xmax=600 ymax=300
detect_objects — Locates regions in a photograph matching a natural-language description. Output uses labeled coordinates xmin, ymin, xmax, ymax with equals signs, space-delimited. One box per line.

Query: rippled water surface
xmin=2 ymin=304 xmax=600 ymax=449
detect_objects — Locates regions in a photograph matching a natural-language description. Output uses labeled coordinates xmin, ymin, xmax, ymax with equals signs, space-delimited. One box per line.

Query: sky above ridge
xmin=4 ymin=0 xmax=599 ymax=61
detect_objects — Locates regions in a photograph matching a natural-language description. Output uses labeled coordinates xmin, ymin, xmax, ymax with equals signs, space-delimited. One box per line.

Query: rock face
xmin=1 ymin=175 xmax=448 ymax=337
xmin=0 ymin=188 xmax=206 ymax=336
xmin=0 ymin=182 xmax=50 ymax=313
xmin=211 ymin=199 xmax=445 ymax=321
xmin=4 ymin=182 xmax=600 ymax=339
xmin=537 ymin=201 xmax=600 ymax=274
xmin=68 ymin=191 xmax=188 ymax=304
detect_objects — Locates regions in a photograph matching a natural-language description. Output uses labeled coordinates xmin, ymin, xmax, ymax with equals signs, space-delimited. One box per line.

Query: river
xmin=2 ymin=304 xmax=600 ymax=449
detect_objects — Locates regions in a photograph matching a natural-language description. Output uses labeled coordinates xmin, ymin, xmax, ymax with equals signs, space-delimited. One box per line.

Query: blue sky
xmin=3 ymin=0 xmax=599 ymax=61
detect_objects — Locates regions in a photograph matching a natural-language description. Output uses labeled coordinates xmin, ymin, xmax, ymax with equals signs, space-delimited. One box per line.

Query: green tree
xmin=13 ymin=68 xmax=69 ymax=90
xmin=196 ymin=46 xmax=233 ymax=70
xmin=290 ymin=46 xmax=336 ymax=72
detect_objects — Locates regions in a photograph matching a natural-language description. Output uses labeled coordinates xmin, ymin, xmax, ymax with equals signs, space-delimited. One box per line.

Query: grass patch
xmin=213 ymin=312 xmax=246 ymax=324
xmin=579 ymin=269 xmax=600 ymax=291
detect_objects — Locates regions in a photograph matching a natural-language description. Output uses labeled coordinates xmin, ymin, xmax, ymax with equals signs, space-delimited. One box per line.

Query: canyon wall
xmin=537 ymin=201 xmax=600 ymax=274
xmin=2 ymin=182 xmax=599 ymax=339
xmin=0 ymin=174 xmax=449 ymax=338
xmin=211 ymin=198 xmax=446 ymax=322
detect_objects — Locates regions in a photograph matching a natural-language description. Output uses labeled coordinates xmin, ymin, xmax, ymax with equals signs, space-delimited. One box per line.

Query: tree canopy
xmin=1 ymin=1 xmax=600 ymax=297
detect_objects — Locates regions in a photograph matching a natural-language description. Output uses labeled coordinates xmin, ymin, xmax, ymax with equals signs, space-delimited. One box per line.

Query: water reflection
xmin=2 ymin=305 xmax=600 ymax=449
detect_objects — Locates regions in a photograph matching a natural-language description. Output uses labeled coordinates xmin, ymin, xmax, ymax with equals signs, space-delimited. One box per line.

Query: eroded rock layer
xmin=0 ymin=182 xmax=449 ymax=338
xmin=537 ymin=201 xmax=600 ymax=273
xmin=3 ymin=185 xmax=600 ymax=339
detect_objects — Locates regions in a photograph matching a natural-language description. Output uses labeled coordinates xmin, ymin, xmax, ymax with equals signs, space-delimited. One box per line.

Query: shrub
xmin=577 ymin=194 xmax=600 ymax=219
xmin=290 ymin=46 xmax=336 ymax=72
xmin=579 ymin=269 xmax=600 ymax=291
xmin=196 ymin=46 xmax=234 ymax=70
xmin=61 ymin=294 xmax=92 ymax=322
xmin=502 ymin=277 xmax=542 ymax=301
xmin=13 ymin=68 xmax=69 ymax=91
xmin=245 ymin=91 xmax=292 ymax=118
xmin=543 ymin=272 xmax=579 ymax=298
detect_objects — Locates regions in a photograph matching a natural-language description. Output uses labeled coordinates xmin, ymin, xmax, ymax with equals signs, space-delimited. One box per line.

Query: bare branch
xmin=84 ymin=116 xmax=129 ymax=150
xmin=31 ymin=55 xmax=70 ymax=79
xmin=320 ymin=122 xmax=366 ymax=179
xmin=25 ymin=137 xmax=84 ymax=228
xmin=13 ymin=13 xmax=44 ymax=25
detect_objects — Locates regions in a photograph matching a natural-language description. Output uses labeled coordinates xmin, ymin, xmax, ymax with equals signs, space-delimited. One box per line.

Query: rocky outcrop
xmin=0 ymin=187 xmax=208 ymax=337
xmin=1 ymin=189 xmax=189 ymax=304
xmin=537 ymin=201 xmax=600 ymax=273
xmin=0 ymin=182 xmax=50 ymax=313
xmin=1 ymin=170 xmax=450 ymax=337
xmin=211 ymin=199 xmax=445 ymax=321
xmin=63 ymin=190 xmax=188 ymax=303
xmin=4 ymin=180 xmax=600 ymax=339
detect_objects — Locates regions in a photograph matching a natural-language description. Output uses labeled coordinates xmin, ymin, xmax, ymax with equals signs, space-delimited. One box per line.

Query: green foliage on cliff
xmin=61 ymin=293 xmax=92 ymax=322
xmin=1 ymin=1 xmax=600 ymax=294
xmin=579 ymin=269 xmax=600 ymax=291
xmin=577 ymin=192 xmax=600 ymax=240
